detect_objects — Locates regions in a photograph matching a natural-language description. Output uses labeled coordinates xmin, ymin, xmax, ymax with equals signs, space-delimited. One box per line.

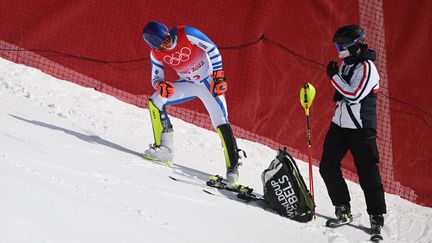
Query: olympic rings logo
xmin=163 ymin=47 xmax=191 ymax=66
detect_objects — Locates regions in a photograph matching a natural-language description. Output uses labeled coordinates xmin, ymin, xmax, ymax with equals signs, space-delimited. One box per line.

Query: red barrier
xmin=0 ymin=0 xmax=430 ymax=206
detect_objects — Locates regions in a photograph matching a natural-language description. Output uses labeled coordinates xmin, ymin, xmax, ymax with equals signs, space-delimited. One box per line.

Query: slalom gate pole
xmin=300 ymin=82 xmax=316 ymax=214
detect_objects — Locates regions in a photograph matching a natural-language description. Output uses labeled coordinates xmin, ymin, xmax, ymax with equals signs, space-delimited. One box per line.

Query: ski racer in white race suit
xmin=142 ymin=21 xmax=244 ymax=183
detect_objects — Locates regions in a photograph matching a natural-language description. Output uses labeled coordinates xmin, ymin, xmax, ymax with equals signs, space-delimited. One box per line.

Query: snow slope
xmin=0 ymin=57 xmax=431 ymax=243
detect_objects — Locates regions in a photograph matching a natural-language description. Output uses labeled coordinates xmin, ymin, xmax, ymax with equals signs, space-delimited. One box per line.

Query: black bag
xmin=261 ymin=148 xmax=315 ymax=222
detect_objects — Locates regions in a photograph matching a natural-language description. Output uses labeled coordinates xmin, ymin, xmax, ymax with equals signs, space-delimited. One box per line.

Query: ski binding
xmin=206 ymin=175 xmax=259 ymax=201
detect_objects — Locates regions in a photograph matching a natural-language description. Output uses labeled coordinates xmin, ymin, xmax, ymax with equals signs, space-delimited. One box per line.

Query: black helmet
xmin=333 ymin=25 xmax=365 ymax=55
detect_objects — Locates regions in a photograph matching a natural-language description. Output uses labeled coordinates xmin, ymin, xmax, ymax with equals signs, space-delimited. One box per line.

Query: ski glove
xmin=156 ymin=81 xmax=175 ymax=98
xmin=210 ymin=70 xmax=227 ymax=96
xmin=327 ymin=61 xmax=339 ymax=79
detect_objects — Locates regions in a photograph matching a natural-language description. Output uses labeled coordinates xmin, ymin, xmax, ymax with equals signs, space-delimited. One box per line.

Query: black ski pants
xmin=319 ymin=122 xmax=386 ymax=215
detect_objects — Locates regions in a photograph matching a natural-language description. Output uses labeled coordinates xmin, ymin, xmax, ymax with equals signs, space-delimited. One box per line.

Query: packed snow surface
xmin=0 ymin=57 xmax=431 ymax=243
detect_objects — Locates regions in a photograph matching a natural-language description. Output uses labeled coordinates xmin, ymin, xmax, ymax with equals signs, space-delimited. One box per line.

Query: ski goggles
xmin=335 ymin=43 xmax=349 ymax=52
xmin=158 ymin=34 xmax=172 ymax=50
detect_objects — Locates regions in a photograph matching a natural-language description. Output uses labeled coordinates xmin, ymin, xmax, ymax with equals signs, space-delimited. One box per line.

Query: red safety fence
xmin=0 ymin=0 xmax=431 ymax=206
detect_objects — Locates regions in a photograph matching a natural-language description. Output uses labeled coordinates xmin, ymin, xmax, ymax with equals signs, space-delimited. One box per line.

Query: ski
xmin=170 ymin=176 xmax=226 ymax=197
xmin=168 ymin=175 xmax=263 ymax=202
xmin=168 ymin=176 xmax=220 ymax=194
xmin=169 ymin=175 xmax=207 ymax=187
xmin=206 ymin=175 xmax=262 ymax=202
xmin=202 ymin=189 xmax=218 ymax=196
xmin=326 ymin=214 xmax=384 ymax=242
xmin=142 ymin=155 xmax=173 ymax=166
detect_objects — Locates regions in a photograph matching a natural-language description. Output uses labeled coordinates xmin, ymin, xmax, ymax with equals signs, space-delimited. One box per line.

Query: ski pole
xmin=300 ymin=82 xmax=316 ymax=209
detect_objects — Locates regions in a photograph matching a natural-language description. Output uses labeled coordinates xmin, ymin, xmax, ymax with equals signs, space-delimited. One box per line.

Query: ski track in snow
xmin=1 ymin=58 xmax=432 ymax=243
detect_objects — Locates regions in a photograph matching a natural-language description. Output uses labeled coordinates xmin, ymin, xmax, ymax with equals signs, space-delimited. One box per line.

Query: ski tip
xmin=325 ymin=218 xmax=352 ymax=228
xmin=325 ymin=220 xmax=335 ymax=228
xmin=370 ymin=234 xmax=383 ymax=242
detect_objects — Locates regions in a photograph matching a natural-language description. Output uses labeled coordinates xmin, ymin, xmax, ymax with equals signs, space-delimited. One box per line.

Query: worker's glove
xmin=327 ymin=61 xmax=339 ymax=79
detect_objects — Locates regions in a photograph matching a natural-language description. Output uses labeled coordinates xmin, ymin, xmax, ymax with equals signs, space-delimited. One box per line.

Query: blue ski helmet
xmin=142 ymin=21 xmax=169 ymax=49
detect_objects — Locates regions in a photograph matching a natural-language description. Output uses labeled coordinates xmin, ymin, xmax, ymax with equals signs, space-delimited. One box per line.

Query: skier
xmin=141 ymin=21 xmax=243 ymax=184
xmin=319 ymin=25 xmax=387 ymax=232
